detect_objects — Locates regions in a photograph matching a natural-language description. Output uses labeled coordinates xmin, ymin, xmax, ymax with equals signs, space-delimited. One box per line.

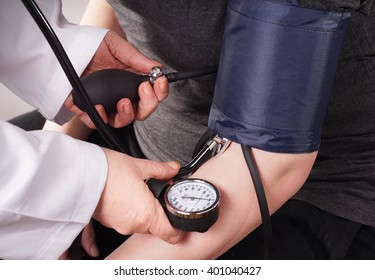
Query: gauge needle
xmin=181 ymin=195 xmax=211 ymax=201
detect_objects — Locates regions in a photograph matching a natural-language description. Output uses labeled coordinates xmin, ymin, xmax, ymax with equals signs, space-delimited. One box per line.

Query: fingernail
xmin=157 ymin=77 xmax=168 ymax=92
xmin=142 ymin=82 xmax=153 ymax=96
xmin=90 ymin=244 xmax=100 ymax=257
xmin=123 ymin=100 xmax=132 ymax=114
xmin=167 ymin=161 xmax=180 ymax=170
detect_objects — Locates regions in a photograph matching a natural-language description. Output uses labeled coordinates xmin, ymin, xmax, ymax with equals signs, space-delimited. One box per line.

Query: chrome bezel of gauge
xmin=164 ymin=178 xmax=220 ymax=219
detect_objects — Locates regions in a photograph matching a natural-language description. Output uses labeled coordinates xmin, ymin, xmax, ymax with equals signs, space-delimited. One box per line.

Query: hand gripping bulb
xmin=72 ymin=65 xmax=217 ymax=113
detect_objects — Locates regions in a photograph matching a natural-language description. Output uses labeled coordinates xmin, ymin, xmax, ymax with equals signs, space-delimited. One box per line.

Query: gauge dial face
xmin=165 ymin=179 xmax=220 ymax=216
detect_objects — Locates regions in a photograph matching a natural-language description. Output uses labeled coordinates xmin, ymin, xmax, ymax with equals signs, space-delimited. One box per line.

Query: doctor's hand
xmin=64 ymin=31 xmax=169 ymax=129
xmin=93 ymin=148 xmax=183 ymax=244
xmin=58 ymin=220 xmax=99 ymax=260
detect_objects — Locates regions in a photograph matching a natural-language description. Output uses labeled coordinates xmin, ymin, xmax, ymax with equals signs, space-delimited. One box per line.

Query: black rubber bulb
xmin=72 ymin=69 xmax=149 ymax=113
xmin=72 ymin=65 xmax=218 ymax=113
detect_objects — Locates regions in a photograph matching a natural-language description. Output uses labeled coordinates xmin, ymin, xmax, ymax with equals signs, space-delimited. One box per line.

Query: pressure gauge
xmin=164 ymin=179 xmax=220 ymax=232
xmin=146 ymin=133 xmax=229 ymax=232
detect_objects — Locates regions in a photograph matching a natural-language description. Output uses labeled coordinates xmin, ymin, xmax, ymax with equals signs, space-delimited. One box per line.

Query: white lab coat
xmin=0 ymin=0 xmax=108 ymax=259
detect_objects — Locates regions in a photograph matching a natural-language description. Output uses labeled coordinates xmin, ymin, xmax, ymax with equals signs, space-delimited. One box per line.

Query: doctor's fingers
xmin=78 ymin=104 xmax=108 ymax=129
xmin=135 ymin=81 xmax=163 ymax=121
xmin=148 ymin=199 xmax=184 ymax=244
xmin=153 ymin=76 xmax=169 ymax=102
xmin=81 ymin=221 xmax=100 ymax=258
xmin=134 ymin=158 xmax=180 ymax=181
xmin=105 ymin=98 xmax=135 ymax=128
xmin=108 ymin=77 xmax=169 ymax=127
xmin=77 ymin=102 xmax=134 ymax=130
xmin=105 ymin=31 xmax=161 ymax=74
xmin=108 ymin=81 xmax=161 ymax=127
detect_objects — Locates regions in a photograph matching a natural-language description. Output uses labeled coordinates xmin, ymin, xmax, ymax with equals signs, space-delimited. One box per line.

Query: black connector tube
xmin=21 ymin=0 xmax=128 ymax=153
xmin=166 ymin=65 xmax=218 ymax=83
xmin=241 ymin=145 xmax=272 ymax=259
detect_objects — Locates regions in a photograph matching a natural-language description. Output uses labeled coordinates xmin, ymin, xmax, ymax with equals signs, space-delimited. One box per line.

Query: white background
xmin=0 ymin=0 xmax=89 ymax=120
xmin=1 ymin=260 xmax=373 ymax=280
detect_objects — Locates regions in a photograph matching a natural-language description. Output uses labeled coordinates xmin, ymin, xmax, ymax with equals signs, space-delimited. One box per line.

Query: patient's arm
xmin=43 ymin=116 xmax=92 ymax=140
xmin=80 ymin=0 xmax=126 ymax=39
xmin=107 ymin=143 xmax=316 ymax=259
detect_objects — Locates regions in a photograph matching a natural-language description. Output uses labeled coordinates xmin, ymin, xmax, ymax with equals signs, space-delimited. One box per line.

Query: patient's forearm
xmin=81 ymin=0 xmax=126 ymax=38
xmin=107 ymin=143 xmax=317 ymax=259
xmin=43 ymin=117 xmax=92 ymax=140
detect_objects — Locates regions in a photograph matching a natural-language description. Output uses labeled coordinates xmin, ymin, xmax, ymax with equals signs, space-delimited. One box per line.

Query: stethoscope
xmin=21 ymin=0 xmax=272 ymax=259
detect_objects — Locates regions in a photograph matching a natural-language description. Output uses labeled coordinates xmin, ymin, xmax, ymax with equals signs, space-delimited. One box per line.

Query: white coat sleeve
xmin=0 ymin=121 xmax=108 ymax=260
xmin=0 ymin=0 xmax=108 ymax=124
xmin=0 ymin=0 xmax=109 ymax=259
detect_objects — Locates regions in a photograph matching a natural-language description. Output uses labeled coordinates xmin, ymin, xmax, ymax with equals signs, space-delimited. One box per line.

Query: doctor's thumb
xmin=139 ymin=160 xmax=180 ymax=180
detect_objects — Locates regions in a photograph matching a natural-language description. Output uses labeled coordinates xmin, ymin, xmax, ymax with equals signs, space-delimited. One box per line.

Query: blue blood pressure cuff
xmin=208 ymin=0 xmax=351 ymax=153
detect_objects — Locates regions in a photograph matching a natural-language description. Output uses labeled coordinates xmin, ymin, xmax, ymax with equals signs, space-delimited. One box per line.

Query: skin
xmin=107 ymin=144 xmax=316 ymax=259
